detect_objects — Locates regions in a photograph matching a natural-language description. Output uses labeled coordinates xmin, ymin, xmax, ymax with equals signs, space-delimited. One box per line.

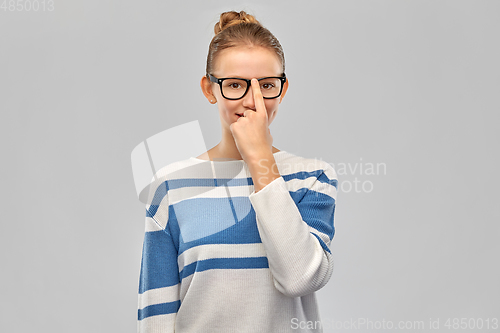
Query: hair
xmin=206 ymin=10 xmax=285 ymax=78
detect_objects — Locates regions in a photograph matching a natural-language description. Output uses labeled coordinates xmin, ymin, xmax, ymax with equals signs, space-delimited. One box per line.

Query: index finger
xmin=251 ymin=78 xmax=267 ymax=115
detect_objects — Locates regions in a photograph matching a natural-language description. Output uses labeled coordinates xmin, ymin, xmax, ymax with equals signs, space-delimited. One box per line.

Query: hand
xmin=229 ymin=78 xmax=273 ymax=162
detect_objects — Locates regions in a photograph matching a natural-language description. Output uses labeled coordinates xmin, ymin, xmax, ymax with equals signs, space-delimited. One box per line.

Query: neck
xmin=214 ymin=128 xmax=244 ymax=160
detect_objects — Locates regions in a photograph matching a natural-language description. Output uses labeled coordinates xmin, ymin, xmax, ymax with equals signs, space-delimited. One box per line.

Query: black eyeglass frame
xmin=208 ymin=73 xmax=287 ymax=100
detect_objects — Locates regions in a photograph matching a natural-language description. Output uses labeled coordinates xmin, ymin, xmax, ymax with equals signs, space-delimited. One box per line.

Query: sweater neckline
xmin=189 ymin=150 xmax=287 ymax=163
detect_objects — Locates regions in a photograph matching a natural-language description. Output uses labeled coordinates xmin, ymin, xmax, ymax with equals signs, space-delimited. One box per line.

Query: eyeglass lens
xmin=222 ymin=78 xmax=282 ymax=99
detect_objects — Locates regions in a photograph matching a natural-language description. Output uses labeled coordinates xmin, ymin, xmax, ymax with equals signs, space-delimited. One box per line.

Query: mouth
xmin=236 ymin=113 xmax=243 ymax=117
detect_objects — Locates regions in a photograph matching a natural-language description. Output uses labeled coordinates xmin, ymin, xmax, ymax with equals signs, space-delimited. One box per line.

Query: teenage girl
xmin=138 ymin=10 xmax=338 ymax=333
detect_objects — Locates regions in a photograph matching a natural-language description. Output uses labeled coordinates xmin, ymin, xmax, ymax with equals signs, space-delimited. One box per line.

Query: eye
xmin=261 ymin=83 xmax=275 ymax=90
xmin=223 ymin=80 xmax=246 ymax=90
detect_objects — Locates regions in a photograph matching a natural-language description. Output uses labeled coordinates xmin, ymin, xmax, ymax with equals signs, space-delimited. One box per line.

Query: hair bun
xmin=214 ymin=10 xmax=260 ymax=35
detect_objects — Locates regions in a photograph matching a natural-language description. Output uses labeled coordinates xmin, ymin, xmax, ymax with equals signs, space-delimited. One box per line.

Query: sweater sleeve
xmin=138 ymin=180 xmax=180 ymax=332
xmin=248 ymin=163 xmax=338 ymax=297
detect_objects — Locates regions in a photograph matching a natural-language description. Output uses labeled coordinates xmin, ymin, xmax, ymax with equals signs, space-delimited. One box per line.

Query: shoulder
xmin=144 ymin=157 xmax=199 ymax=203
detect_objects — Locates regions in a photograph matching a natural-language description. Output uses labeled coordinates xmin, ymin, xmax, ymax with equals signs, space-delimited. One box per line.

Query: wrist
xmin=245 ymin=149 xmax=274 ymax=166
xmin=246 ymin=152 xmax=281 ymax=192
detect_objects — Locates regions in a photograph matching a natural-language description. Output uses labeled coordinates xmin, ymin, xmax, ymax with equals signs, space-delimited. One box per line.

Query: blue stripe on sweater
xmin=296 ymin=190 xmax=336 ymax=240
xmin=147 ymin=168 xmax=336 ymax=218
xmin=139 ymin=230 xmax=180 ymax=294
xmin=179 ymin=257 xmax=269 ymax=280
xmin=170 ymin=201 xmax=263 ymax=256
xmin=138 ymin=300 xmax=180 ymax=320
xmin=318 ymin=170 xmax=338 ymax=189
xmin=168 ymin=193 xmax=335 ymax=256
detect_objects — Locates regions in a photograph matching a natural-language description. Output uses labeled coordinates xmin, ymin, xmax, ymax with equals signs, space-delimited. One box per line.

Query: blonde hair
xmin=206 ymin=10 xmax=285 ymax=77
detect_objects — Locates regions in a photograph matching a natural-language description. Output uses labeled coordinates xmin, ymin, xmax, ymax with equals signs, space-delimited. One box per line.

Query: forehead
xmin=213 ymin=46 xmax=282 ymax=78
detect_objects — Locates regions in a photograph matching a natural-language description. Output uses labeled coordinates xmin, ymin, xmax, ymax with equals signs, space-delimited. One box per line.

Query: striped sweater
xmin=138 ymin=150 xmax=338 ymax=332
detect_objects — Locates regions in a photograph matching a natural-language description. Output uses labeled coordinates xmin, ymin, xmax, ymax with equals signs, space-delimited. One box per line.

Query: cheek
xmin=265 ymin=101 xmax=279 ymax=115
xmin=224 ymin=101 xmax=239 ymax=112
xmin=218 ymin=101 xmax=238 ymax=115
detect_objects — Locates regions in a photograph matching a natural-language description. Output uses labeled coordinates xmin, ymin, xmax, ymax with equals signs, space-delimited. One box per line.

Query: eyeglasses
xmin=208 ymin=74 xmax=286 ymax=100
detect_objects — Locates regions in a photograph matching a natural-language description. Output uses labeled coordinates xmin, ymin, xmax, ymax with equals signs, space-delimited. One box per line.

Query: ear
xmin=201 ymin=76 xmax=216 ymax=103
xmin=279 ymin=78 xmax=289 ymax=104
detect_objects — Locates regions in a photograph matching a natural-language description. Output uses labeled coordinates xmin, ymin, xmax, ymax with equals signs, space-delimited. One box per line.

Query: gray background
xmin=1 ymin=0 xmax=499 ymax=332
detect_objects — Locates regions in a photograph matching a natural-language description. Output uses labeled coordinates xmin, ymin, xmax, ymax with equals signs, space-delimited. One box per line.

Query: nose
xmin=241 ymin=83 xmax=256 ymax=110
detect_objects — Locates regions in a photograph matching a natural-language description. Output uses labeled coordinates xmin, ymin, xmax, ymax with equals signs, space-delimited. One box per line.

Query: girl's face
xmin=206 ymin=46 xmax=288 ymax=130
